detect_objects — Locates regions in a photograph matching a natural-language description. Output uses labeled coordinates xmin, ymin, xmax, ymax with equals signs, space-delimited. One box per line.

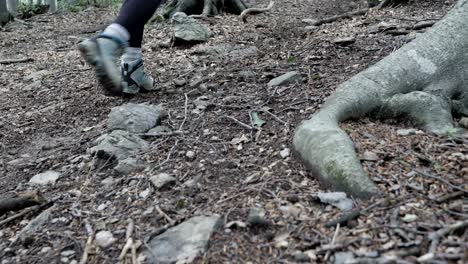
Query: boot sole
xmin=78 ymin=40 xmax=122 ymax=96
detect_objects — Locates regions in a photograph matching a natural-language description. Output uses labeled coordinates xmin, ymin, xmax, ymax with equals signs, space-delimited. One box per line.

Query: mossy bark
xmin=160 ymin=0 xmax=249 ymax=18
xmin=294 ymin=0 xmax=468 ymax=198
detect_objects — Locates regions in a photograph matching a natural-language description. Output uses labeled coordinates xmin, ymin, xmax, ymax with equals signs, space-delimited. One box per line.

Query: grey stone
xmin=150 ymin=173 xmax=176 ymax=189
xmin=361 ymin=151 xmax=379 ymax=161
xmin=317 ymin=192 xmax=353 ymax=211
xmin=247 ymin=207 xmax=268 ymax=226
xmin=172 ymin=12 xmax=212 ymax=43
xmin=186 ymin=150 xmax=196 ymax=161
xmin=301 ymin=18 xmax=318 ymax=25
xmin=293 ymin=250 xmax=311 ymax=262
xmin=89 ymin=130 xmax=149 ymax=161
xmin=114 ymin=158 xmax=146 ymax=175
xmin=397 ymin=128 xmax=418 ymax=136
xmin=144 ymin=126 xmax=172 ymax=137
xmin=334 ymin=252 xmax=355 ymax=264
xmin=304 ymin=26 xmax=319 ymax=32
xmin=101 ymin=176 xmax=115 ymax=187
xmin=107 ymin=103 xmax=165 ymax=134
xmin=95 ymin=231 xmax=116 ymax=248
xmin=280 ymin=148 xmax=290 ymax=159
xmin=268 ymin=71 xmax=301 ymax=87
xmin=15 ymin=207 xmax=53 ymax=243
xmin=143 ymin=215 xmax=221 ymax=264
xmin=333 ymin=37 xmax=356 ymax=45
xmin=29 ymin=171 xmax=60 ymax=185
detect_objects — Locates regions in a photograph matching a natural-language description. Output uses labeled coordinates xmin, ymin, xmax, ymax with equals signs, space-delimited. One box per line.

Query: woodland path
xmin=0 ymin=0 xmax=466 ymax=263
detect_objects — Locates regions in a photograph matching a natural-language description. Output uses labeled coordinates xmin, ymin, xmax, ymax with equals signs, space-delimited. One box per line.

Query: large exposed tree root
xmin=159 ymin=0 xmax=274 ymax=21
xmin=293 ymin=0 xmax=468 ymax=198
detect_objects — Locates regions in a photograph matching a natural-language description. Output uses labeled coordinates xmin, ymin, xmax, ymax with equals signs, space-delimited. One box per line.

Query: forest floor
xmin=0 ymin=0 xmax=466 ymax=263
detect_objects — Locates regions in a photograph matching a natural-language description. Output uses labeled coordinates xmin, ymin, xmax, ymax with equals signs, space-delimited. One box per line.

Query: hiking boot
xmin=78 ymin=34 xmax=127 ymax=96
xmin=121 ymin=59 xmax=155 ymax=95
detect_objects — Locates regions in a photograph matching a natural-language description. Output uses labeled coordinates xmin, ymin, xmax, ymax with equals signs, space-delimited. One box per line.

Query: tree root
xmin=159 ymin=0 xmax=250 ymax=19
xmin=240 ymin=1 xmax=274 ymax=23
xmin=308 ymin=8 xmax=369 ymax=27
xmin=293 ymin=1 xmax=468 ymax=198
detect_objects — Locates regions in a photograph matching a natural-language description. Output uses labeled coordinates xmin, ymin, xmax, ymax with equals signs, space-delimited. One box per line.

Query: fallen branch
xmin=0 ymin=57 xmax=33 ymax=65
xmin=307 ymin=8 xmax=369 ymax=27
xmin=325 ymin=209 xmax=360 ymax=228
xmin=222 ymin=115 xmax=254 ymax=130
xmin=119 ymin=220 xmax=136 ymax=263
xmin=240 ymin=1 xmax=274 ymax=23
xmin=414 ymin=169 xmax=468 ymax=195
xmin=422 ymin=219 xmax=468 ymax=257
xmin=0 ymin=191 xmax=45 ymax=216
xmin=79 ymin=220 xmax=94 ymax=264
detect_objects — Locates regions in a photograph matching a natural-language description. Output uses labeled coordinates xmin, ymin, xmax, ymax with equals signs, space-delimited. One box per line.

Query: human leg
xmin=78 ymin=0 xmax=161 ymax=95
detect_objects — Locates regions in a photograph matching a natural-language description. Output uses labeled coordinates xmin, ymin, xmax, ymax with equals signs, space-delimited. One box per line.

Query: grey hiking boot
xmin=121 ymin=59 xmax=155 ymax=95
xmin=78 ymin=34 xmax=127 ymax=96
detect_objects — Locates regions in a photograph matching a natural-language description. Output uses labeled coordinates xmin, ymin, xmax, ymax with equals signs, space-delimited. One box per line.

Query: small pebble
xmin=186 ymin=150 xmax=196 ymax=161
xmin=95 ymin=231 xmax=116 ymax=248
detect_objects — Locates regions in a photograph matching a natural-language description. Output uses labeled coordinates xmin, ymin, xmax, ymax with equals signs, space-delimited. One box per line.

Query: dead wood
xmin=240 ymin=1 xmax=274 ymax=23
xmin=0 ymin=57 xmax=33 ymax=65
xmin=0 ymin=191 xmax=45 ymax=216
xmin=307 ymin=8 xmax=369 ymax=27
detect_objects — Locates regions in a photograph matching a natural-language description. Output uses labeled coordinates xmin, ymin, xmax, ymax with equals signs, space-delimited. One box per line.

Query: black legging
xmin=114 ymin=0 xmax=162 ymax=47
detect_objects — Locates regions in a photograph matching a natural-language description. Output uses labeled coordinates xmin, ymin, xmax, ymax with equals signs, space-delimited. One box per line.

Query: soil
xmin=0 ymin=0 xmax=466 ymax=263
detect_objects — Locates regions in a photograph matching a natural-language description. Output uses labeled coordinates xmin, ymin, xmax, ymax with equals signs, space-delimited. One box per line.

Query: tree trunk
xmin=47 ymin=0 xmax=57 ymax=13
xmin=0 ymin=0 xmax=10 ymax=24
xmin=293 ymin=0 xmax=468 ymax=198
xmin=6 ymin=0 xmax=17 ymax=17
xmin=160 ymin=0 xmax=249 ymax=18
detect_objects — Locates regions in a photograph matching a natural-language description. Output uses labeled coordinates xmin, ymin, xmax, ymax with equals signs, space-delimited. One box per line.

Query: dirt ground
xmin=0 ymin=0 xmax=466 ymax=263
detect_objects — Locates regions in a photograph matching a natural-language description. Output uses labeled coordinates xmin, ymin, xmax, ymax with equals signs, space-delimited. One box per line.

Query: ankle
xmin=122 ymin=47 xmax=143 ymax=65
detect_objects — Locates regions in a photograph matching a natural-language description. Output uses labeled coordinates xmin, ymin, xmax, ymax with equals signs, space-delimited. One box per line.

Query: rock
xmin=89 ymin=130 xmax=149 ymax=161
xmin=95 ymin=231 xmax=116 ymax=248
xmin=304 ymin=26 xmax=319 ymax=32
xmin=293 ymin=250 xmax=311 ymax=262
xmin=397 ymin=128 xmax=417 ymax=136
xmin=333 ymin=37 xmax=356 ymax=45
xmin=361 ymin=151 xmax=379 ymax=161
xmin=301 ymin=18 xmax=318 ymax=25
xmin=101 ymin=176 xmax=115 ymax=187
xmin=239 ymin=70 xmax=256 ymax=80
xmin=114 ymin=158 xmax=146 ymax=175
xmin=317 ymin=192 xmax=353 ymax=211
xmin=280 ymin=148 xmax=290 ymax=159
xmin=15 ymin=207 xmax=53 ymax=243
xmin=186 ymin=150 xmax=196 ymax=161
xmin=172 ymin=12 xmax=212 ymax=43
xmin=279 ymin=205 xmax=302 ymax=218
xmin=150 ymin=173 xmax=176 ymax=189
xmin=247 ymin=207 xmax=268 ymax=226
xmin=144 ymin=126 xmax=172 ymax=137
xmin=459 ymin=117 xmax=468 ymax=128
xmin=29 ymin=171 xmax=60 ymax=185
xmin=7 ymin=158 xmax=28 ymax=168
xmin=60 ymin=250 xmax=75 ymax=257
xmin=107 ymin=103 xmax=165 ymax=133
xmin=402 ymin=214 xmax=418 ymax=222
xmin=143 ymin=215 xmax=221 ymax=264
xmin=334 ymin=252 xmax=355 ymax=264
xmin=268 ymin=71 xmax=301 ymax=87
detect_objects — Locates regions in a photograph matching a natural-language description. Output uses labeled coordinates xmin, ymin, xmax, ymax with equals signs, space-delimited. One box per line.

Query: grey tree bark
xmin=160 ymin=0 xmax=249 ymax=18
xmin=0 ymin=0 xmax=10 ymax=24
xmin=293 ymin=0 xmax=468 ymax=198
xmin=6 ymin=0 xmax=17 ymax=17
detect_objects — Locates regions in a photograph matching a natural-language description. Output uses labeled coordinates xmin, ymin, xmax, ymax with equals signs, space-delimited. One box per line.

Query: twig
xmin=414 ymin=169 xmax=468 ymax=195
xmin=324 ymin=223 xmax=340 ymax=261
xmin=221 ymin=115 xmax=254 ymax=130
xmin=0 ymin=205 xmax=40 ymax=227
xmin=155 ymin=205 xmax=175 ymax=225
xmin=79 ymin=220 xmax=94 ymax=264
xmin=324 ymin=209 xmax=360 ymax=228
xmin=427 ymin=219 xmax=468 ymax=253
xmin=178 ymin=93 xmax=189 ymax=132
xmin=240 ymin=1 xmax=275 ymax=23
xmin=149 ymin=140 xmax=179 ymax=172
xmin=0 ymin=57 xmax=33 ymax=65
xmin=257 ymin=108 xmax=288 ymax=125
xmin=118 ymin=219 xmax=136 ymax=263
